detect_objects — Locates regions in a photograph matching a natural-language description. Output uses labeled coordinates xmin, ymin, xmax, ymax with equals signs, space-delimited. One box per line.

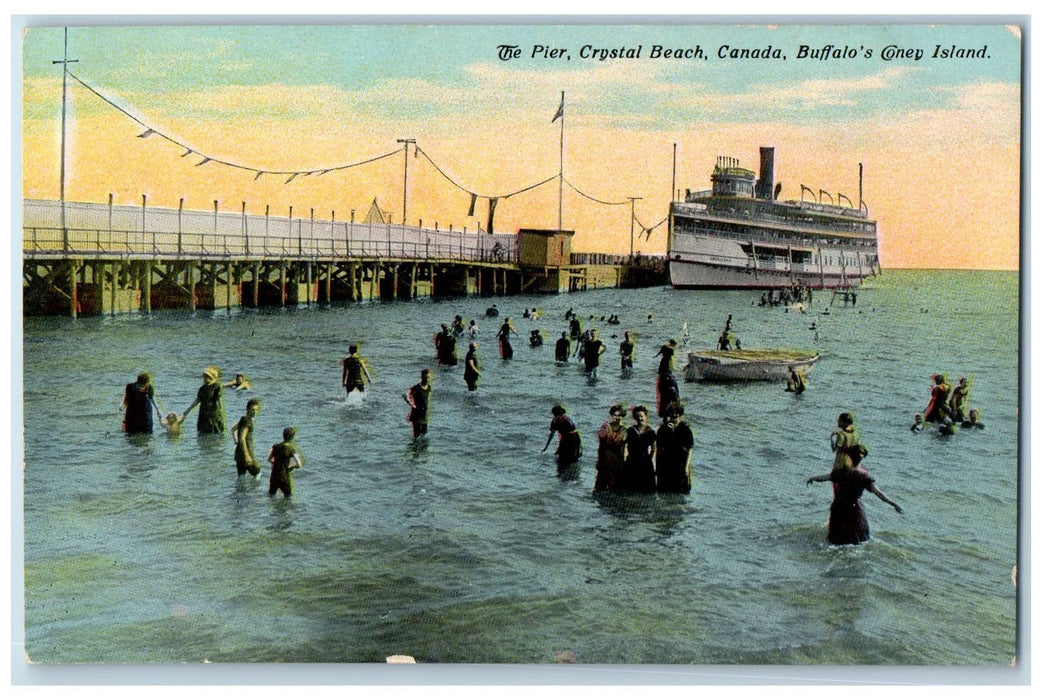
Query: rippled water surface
xmin=21 ymin=269 xmax=1019 ymax=666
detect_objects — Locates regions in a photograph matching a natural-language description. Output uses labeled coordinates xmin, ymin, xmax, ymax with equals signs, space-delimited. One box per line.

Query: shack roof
xmin=518 ymin=228 xmax=575 ymax=237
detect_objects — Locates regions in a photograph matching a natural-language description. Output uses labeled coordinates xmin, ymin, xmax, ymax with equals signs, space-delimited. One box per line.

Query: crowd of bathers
xmin=118 ymin=299 xmax=984 ymax=546
xmin=120 ymin=367 xmax=303 ymax=497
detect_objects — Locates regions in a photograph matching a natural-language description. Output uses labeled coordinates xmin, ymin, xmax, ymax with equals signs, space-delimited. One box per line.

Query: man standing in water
xmin=464 ymin=342 xmax=482 ymax=392
xmin=341 ymin=344 xmax=373 ymax=398
xmin=403 ymin=369 xmax=434 ymax=438
xmin=619 ymin=331 xmax=635 ymax=375
xmin=233 ymin=398 xmax=262 ymax=477
xmin=268 ymin=427 xmax=303 ymax=498
xmin=555 ymin=332 xmax=571 ymax=363
xmin=582 ymin=329 xmax=606 ymax=378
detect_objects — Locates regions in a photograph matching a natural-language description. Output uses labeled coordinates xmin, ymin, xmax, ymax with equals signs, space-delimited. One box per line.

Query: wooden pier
xmin=22 ymin=199 xmax=667 ymax=317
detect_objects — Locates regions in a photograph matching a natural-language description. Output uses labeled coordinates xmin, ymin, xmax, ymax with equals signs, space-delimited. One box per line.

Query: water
xmin=20 ymin=269 xmax=1019 ymax=666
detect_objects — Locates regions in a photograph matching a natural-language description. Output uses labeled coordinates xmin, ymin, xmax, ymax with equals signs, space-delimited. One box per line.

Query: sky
xmin=18 ymin=21 xmax=1023 ymax=269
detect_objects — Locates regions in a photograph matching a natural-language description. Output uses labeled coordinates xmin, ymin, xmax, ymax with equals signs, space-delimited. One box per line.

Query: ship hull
xmin=669 ymin=257 xmax=873 ymax=289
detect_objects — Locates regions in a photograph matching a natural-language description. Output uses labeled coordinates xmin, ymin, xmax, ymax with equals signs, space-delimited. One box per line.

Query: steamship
xmin=668 ymin=147 xmax=880 ymax=289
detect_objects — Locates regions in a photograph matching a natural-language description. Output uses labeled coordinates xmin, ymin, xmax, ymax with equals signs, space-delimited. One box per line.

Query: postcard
xmin=15 ymin=19 xmax=1024 ymax=683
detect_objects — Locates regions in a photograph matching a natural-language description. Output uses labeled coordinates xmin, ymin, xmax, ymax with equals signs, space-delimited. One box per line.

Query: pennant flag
xmin=137 ymin=128 xmax=155 ymax=138
xmin=285 ymin=173 xmax=299 ymax=184
xmin=181 ymin=149 xmax=193 ymax=157
xmin=196 ymin=157 xmax=212 ymax=166
xmin=487 ymin=198 xmax=499 ymax=234
xmin=254 ymin=171 xmax=265 ymax=181
xmin=467 ymin=193 xmax=477 ymax=217
xmin=551 ymin=92 xmax=564 ymax=123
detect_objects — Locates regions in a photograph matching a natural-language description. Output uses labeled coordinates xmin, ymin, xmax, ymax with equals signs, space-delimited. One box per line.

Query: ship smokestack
xmin=756 ymin=147 xmax=775 ymax=200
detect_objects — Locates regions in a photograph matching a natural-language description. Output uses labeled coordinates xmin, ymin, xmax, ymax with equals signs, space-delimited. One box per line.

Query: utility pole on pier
xmin=53 ymin=28 xmax=78 ymax=253
xmin=628 ymin=196 xmax=642 ymax=257
xmin=396 ymin=138 xmax=416 ymax=227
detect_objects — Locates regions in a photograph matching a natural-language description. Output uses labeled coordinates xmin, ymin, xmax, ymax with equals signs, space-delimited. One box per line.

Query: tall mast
xmin=558 ymin=91 xmax=564 ymax=232
xmin=52 ymin=27 xmax=78 ymax=252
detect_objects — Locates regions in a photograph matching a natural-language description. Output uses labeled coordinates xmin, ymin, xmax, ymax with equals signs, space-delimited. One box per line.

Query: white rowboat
xmin=684 ymin=349 xmax=821 ymax=382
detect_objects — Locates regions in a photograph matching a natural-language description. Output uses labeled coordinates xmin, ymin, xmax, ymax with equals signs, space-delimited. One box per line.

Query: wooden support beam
xmin=109 ymin=261 xmax=117 ymax=315
xmin=252 ymin=262 xmax=260 ymax=308
xmin=69 ymin=260 xmax=78 ymax=318
xmin=143 ymin=261 xmax=152 ymax=313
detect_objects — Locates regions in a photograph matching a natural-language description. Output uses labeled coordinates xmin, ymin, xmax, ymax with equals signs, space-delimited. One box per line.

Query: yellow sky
xmin=20 ymin=26 xmax=1022 ymax=270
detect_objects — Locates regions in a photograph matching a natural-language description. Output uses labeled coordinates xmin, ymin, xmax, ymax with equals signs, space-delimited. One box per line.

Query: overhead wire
xmin=65 ymin=71 xmax=648 ymax=220
xmin=67 ymin=71 xmax=402 ymax=180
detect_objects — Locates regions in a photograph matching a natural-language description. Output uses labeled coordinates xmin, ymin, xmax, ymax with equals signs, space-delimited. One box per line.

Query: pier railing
xmin=22 ymin=199 xmax=518 ymax=263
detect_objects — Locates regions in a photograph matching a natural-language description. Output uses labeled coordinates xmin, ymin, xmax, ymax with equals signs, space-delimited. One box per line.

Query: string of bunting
xmin=634 ymin=214 xmax=668 ymax=241
xmin=414 ymin=145 xmax=557 ymax=202
xmin=561 ymin=177 xmax=630 ymax=206
xmin=67 ymin=71 xmax=402 ymax=182
xmin=64 ymin=72 xmax=647 ymax=221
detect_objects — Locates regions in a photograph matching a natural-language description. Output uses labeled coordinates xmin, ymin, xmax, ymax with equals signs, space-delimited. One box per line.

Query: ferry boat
xmin=668 ymin=147 xmax=880 ymax=289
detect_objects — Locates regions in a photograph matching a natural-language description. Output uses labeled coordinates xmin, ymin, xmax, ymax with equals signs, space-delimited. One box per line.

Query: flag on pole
xmin=552 ymin=92 xmax=564 ymax=122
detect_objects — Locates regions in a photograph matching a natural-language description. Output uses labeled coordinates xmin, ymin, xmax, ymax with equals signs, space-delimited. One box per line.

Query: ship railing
xmin=700 ymin=206 xmax=872 ymax=234
xmin=679 ymin=193 xmax=869 ymax=227
xmin=672 ymin=222 xmax=876 ymax=251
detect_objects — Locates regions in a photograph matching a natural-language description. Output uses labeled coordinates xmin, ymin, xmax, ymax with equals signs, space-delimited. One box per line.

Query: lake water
xmin=18 ymin=269 xmax=1020 ymax=677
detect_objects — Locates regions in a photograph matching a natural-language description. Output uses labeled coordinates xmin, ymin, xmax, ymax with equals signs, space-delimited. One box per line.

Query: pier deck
xmin=23 ymin=199 xmax=666 ymax=317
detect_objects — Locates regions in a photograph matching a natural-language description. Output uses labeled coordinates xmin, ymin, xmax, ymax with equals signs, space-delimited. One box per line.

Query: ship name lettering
xmin=717 ymin=45 xmax=784 ymax=60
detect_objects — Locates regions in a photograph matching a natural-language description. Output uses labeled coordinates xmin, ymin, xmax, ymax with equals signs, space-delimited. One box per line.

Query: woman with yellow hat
xmin=181 ymin=365 xmax=227 ymax=434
